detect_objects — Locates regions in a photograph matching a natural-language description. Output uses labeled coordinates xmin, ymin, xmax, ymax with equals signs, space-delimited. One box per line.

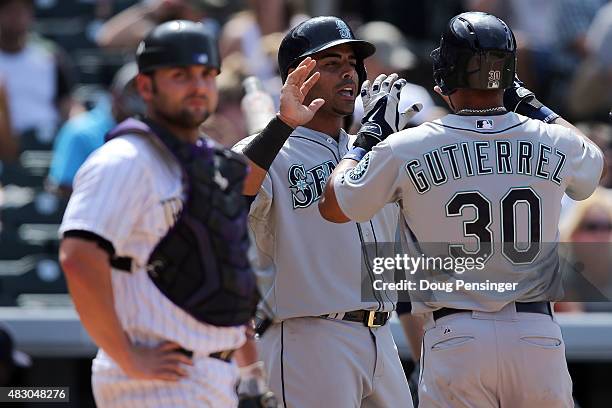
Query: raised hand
xmin=354 ymin=73 xmax=422 ymax=151
xmin=277 ymin=57 xmax=325 ymax=128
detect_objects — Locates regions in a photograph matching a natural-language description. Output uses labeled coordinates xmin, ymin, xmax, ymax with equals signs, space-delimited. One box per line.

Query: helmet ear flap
xmin=431 ymin=47 xmax=450 ymax=95
xmin=356 ymin=58 xmax=367 ymax=89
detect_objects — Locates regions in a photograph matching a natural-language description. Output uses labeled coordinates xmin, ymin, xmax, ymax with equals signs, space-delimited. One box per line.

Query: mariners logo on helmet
xmin=336 ymin=20 xmax=352 ymax=39
xmin=277 ymin=16 xmax=375 ymax=87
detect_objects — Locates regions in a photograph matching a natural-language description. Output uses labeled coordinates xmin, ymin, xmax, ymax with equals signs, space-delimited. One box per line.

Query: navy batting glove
xmin=503 ymin=75 xmax=559 ymax=123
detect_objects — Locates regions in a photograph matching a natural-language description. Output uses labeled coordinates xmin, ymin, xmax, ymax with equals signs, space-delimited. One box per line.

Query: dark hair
xmin=0 ymin=0 xmax=34 ymax=9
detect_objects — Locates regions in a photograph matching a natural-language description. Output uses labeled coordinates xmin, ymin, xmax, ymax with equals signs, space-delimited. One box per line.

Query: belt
xmin=111 ymin=256 xmax=132 ymax=272
xmin=178 ymin=347 xmax=235 ymax=363
xmin=433 ymin=302 xmax=552 ymax=321
xmin=322 ymin=310 xmax=391 ymax=328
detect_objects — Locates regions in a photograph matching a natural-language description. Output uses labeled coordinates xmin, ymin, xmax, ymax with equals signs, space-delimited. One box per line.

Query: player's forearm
xmin=319 ymin=159 xmax=356 ymax=223
xmin=95 ymin=4 xmax=155 ymax=48
xmin=60 ymin=239 xmax=134 ymax=369
xmin=241 ymin=115 xmax=295 ymax=195
xmin=242 ymin=159 xmax=268 ymax=196
xmin=234 ymin=336 xmax=259 ymax=367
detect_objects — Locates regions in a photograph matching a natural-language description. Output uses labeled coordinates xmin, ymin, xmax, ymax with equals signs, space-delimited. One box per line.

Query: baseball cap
xmin=0 ymin=327 xmax=31 ymax=368
xmin=356 ymin=21 xmax=417 ymax=71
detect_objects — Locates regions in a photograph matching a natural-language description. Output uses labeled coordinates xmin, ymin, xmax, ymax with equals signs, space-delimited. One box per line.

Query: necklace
xmin=455 ymin=106 xmax=507 ymax=115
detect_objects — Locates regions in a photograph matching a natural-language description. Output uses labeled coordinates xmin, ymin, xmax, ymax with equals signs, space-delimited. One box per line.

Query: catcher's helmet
xmin=136 ymin=20 xmax=221 ymax=74
xmin=278 ymin=16 xmax=375 ymax=87
xmin=431 ymin=12 xmax=516 ymax=95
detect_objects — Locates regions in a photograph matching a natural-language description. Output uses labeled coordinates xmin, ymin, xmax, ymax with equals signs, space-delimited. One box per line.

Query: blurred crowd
xmin=0 ymin=0 xmax=610 ymax=312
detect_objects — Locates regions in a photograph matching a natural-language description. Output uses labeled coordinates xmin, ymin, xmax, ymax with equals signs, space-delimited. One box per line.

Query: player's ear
xmin=433 ymin=85 xmax=452 ymax=110
xmin=135 ymin=73 xmax=154 ymax=101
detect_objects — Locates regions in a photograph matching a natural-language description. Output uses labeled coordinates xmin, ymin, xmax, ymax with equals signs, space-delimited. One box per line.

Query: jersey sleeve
xmin=231 ymin=139 xmax=273 ymax=218
xmin=333 ymin=140 xmax=402 ymax=223
xmin=59 ymin=143 xmax=152 ymax=251
xmin=564 ymin=128 xmax=604 ymax=201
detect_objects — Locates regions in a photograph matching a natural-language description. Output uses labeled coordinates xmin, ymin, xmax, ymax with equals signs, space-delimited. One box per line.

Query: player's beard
xmin=150 ymin=80 xmax=213 ymax=129
xmin=154 ymin=106 xmax=210 ymax=129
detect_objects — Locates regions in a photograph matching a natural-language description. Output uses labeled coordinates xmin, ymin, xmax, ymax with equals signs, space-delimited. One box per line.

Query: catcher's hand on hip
xmin=354 ymin=73 xmax=422 ymax=151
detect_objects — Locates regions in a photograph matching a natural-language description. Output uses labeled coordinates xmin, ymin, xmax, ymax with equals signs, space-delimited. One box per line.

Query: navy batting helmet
xmin=431 ymin=12 xmax=516 ymax=95
xmin=278 ymin=16 xmax=375 ymax=87
xmin=136 ymin=20 xmax=221 ymax=74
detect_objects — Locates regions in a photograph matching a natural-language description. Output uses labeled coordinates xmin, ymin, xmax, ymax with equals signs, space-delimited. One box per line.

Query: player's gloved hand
xmin=353 ymin=73 xmax=422 ymax=152
xmin=237 ymin=361 xmax=278 ymax=408
xmin=503 ymin=75 xmax=559 ymax=123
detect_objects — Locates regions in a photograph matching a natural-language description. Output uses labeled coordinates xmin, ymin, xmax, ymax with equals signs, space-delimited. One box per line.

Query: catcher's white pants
xmin=419 ymin=302 xmax=573 ymax=408
xmin=91 ymin=348 xmax=239 ymax=408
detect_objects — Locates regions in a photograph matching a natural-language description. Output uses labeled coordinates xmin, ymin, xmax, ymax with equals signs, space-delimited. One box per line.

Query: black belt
xmin=322 ymin=310 xmax=391 ymax=328
xmin=178 ymin=347 xmax=235 ymax=363
xmin=110 ymin=256 xmax=132 ymax=272
xmin=433 ymin=302 xmax=552 ymax=321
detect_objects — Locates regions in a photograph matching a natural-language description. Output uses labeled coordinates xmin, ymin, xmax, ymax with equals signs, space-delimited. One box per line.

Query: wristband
xmin=352 ymin=132 xmax=382 ymax=152
xmin=514 ymin=97 xmax=560 ymax=123
xmin=343 ymin=147 xmax=368 ymax=162
xmin=242 ymin=116 xmax=294 ymax=170
xmin=517 ymin=103 xmax=559 ymax=123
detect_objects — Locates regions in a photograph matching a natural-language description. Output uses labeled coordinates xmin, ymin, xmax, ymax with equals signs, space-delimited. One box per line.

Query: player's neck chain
xmin=455 ymin=106 xmax=507 ymax=116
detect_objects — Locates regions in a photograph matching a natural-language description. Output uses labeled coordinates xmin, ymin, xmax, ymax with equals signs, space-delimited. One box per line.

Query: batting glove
xmin=503 ymin=75 xmax=559 ymax=123
xmin=353 ymin=73 xmax=422 ymax=152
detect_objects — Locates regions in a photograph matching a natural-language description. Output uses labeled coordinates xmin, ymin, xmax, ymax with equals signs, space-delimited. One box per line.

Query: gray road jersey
xmin=233 ymin=126 xmax=399 ymax=320
xmin=333 ymin=112 xmax=604 ymax=314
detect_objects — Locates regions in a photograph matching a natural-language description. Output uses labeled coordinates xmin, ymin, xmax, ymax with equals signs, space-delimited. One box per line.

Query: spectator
xmin=0 ymin=326 xmax=31 ymax=386
xmin=200 ymin=52 xmax=248 ymax=146
xmin=0 ymin=0 xmax=75 ymax=143
xmin=468 ymin=0 xmax=607 ymax=109
xmin=350 ymin=21 xmax=446 ymax=133
xmin=559 ymin=187 xmax=612 ymax=312
xmin=219 ymin=0 xmax=307 ymax=82
xmin=0 ymin=76 xmax=17 ymax=161
xmin=567 ymin=1 xmax=612 ymax=121
xmin=48 ymin=63 xmax=143 ymax=196
xmin=96 ymin=0 xmax=224 ymax=50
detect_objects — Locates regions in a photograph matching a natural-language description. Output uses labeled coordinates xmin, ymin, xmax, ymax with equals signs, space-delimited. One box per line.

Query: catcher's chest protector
xmin=106 ymin=118 xmax=259 ymax=326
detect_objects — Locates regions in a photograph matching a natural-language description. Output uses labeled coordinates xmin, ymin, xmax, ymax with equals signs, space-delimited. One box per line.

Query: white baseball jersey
xmin=60 ymin=133 xmax=244 ymax=407
xmin=233 ymin=126 xmax=400 ymax=320
xmin=333 ymin=112 xmax=604 ymax=314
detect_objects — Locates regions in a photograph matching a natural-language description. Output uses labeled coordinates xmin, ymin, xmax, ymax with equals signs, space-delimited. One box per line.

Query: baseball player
xmin=320 ymin=12 xmax=606 ymax=408
xmin=59 ymin=21 xmax=253 ymax=407
xmin=232 ymin=16 xmax=418 ymax=407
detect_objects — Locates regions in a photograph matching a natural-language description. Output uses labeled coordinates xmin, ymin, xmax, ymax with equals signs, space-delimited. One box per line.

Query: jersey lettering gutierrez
xmin=234 ymin=127 xmax=399 ymax=320
xmin=334 ymin=113 xmax=605 ymax=314
xmin=60 ymin=134 xmax=244 ymax=354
